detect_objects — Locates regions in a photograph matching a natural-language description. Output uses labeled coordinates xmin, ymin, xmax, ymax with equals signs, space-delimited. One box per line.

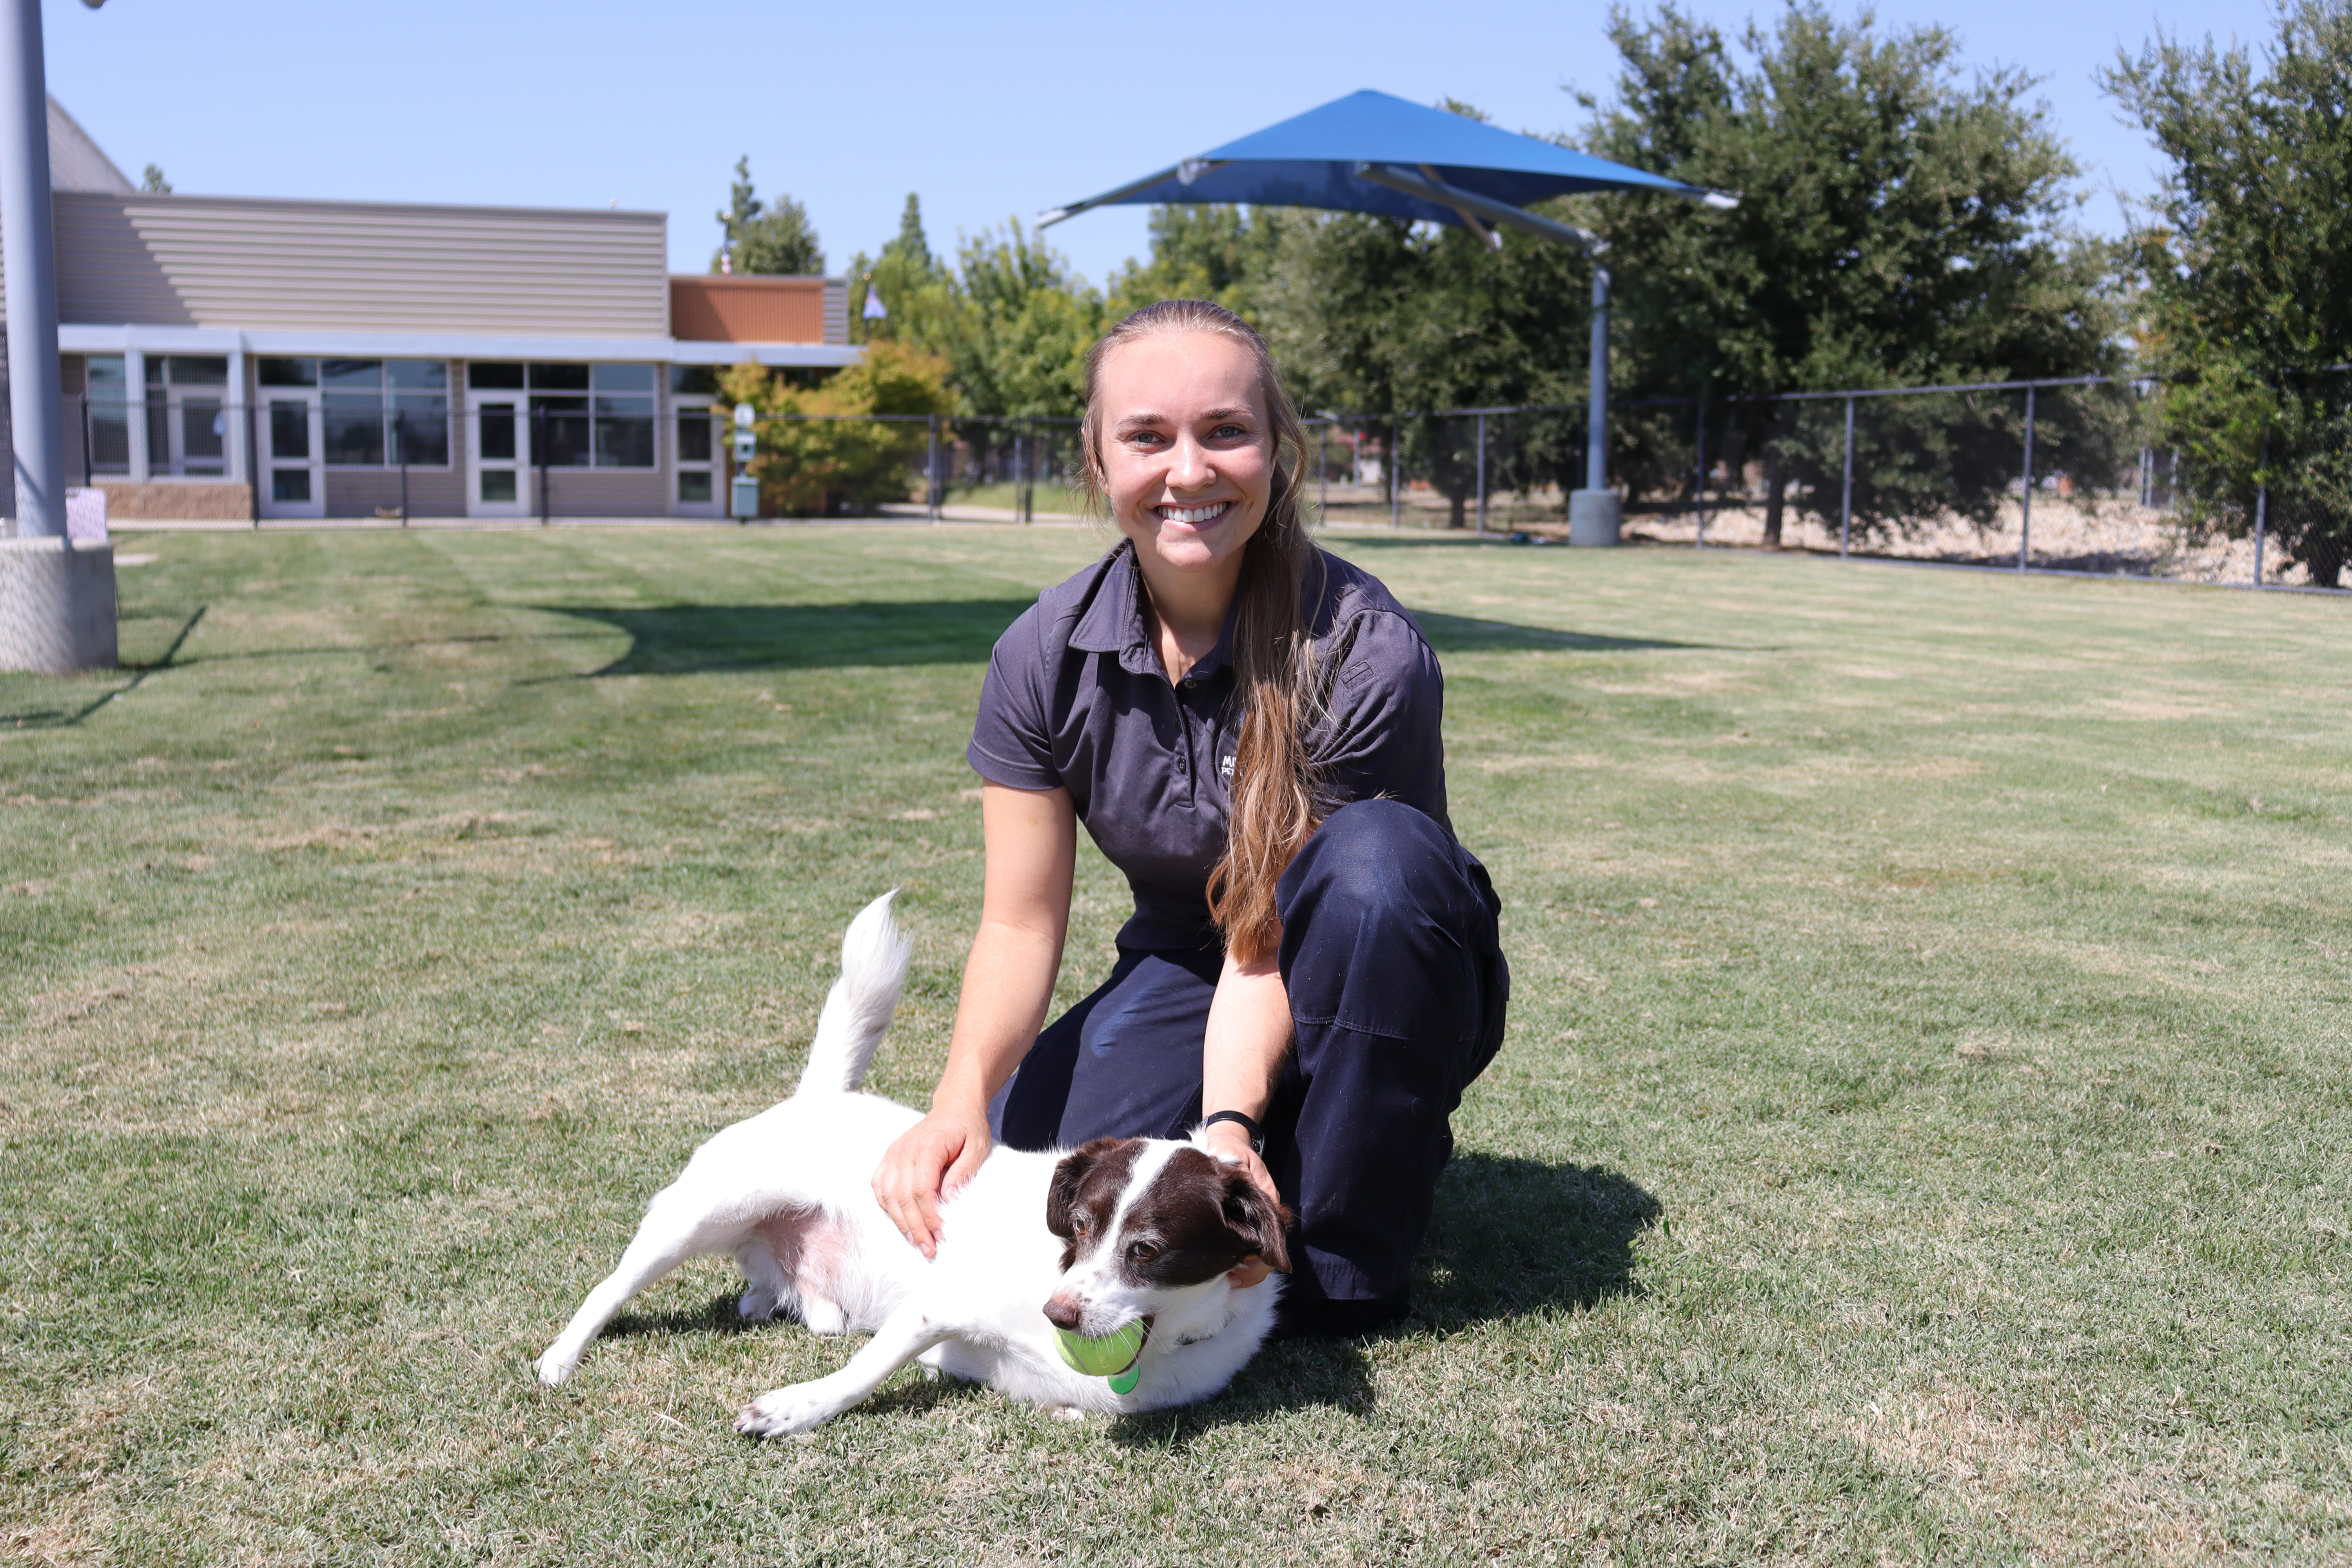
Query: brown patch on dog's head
xmin=1045 ymin=1137 xmax=1145 ymax=1270
xmin=1115 ymin=1147 xmax=1292 ymax=1285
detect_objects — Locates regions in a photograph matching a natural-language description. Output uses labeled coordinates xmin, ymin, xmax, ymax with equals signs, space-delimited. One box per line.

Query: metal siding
xmin=824 ymin=278 xmax=848 ymax=345
xmin=53 ymin=194 xmax=669 ymax=336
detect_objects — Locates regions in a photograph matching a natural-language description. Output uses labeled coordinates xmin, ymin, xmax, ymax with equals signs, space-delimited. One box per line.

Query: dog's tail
xmin=795 ymin=890 xmax=913 ymax=1096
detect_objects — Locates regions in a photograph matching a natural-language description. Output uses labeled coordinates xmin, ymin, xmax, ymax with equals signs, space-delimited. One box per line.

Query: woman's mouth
xmin=1156 ymin=502 xmax=1232 ymax=526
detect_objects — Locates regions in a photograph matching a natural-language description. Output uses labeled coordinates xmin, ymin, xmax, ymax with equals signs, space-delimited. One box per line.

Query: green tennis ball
xmin=1053 ymin=1319 xmax=1147 ymax=1379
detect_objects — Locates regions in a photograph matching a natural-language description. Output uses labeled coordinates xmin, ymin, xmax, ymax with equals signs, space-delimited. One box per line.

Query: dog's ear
xmin=1045 ymin=1137 xmax=1122 ymax=1239
xmin=1220 ymin=1167 xmax=1293 ymax=1274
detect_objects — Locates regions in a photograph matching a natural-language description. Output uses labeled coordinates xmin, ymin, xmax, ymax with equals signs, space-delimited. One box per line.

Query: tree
xmin=948 ymin=221 xmax=1103 ymax=419
xmin=720 ymin=339 xmax=953 ymax=516
xmin=849 ymin=194 xmax=962 ymax=353
xmin=1586 ymin=2 xmax=2123 ymax=544
xmin=1107 ymin=205 xmax=1290 ymax=324
xmin=140 ymin=164 xmax=171 ymax=194
xmin=2105 ymin=0 xmax=2352 ymax=585
xmin=712 ymin=156 xmax=825 ymax=276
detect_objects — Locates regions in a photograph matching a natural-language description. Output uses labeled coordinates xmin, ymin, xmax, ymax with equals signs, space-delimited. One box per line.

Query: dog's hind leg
xmin=734 ymin=1300 xmax=955 ymax=1437
xmin=536 ymin=1190 xmax=744 ymax=1385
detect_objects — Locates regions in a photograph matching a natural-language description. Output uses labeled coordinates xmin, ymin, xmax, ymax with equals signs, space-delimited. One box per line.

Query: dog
xmin=534 ymin=892 xmax=1290 ymax=1435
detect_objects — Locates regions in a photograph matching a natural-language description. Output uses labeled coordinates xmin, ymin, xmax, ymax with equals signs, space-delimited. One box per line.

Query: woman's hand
xmin=873 ymin=1104 xmax=993 ymax=1259
xmin=1201 ymin=1118 xmax=1281 ymax=1214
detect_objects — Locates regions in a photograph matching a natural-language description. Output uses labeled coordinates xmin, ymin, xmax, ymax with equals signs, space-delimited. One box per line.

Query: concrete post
xmin=0 ymin=0 xmax=114 ymax=670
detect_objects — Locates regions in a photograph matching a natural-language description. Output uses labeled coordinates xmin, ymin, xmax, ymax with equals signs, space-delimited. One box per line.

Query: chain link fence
xmin=55 ymin=377 xmax=2348 ymax=590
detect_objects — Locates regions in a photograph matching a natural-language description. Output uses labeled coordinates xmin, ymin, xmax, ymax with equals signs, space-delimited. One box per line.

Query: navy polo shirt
xmin=967 ymin=543 xmax=1448 ymax=951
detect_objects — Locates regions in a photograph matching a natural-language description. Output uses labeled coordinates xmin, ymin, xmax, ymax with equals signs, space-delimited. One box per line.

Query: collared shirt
xmin=968 ymin=543 xmax=1448 ymax=951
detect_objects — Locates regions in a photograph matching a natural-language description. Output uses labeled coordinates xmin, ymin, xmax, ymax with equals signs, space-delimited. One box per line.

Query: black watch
xmin=1200 ymin=1109 xmax=1265 ymax=1154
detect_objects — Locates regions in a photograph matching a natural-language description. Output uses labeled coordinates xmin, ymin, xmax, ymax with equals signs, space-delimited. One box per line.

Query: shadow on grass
xmin=1109 ymin=1153 xmax=1662 ymax=1447
xmin=0 ymin=605 xmax=207 ymax=729
xmin=1408 ymin=611 xmax=1704 ymax=655
xmin=541 ymin=599 xmax=1706 ymax=677
xmin=549 ymin=600 xmax=1034 ymax=676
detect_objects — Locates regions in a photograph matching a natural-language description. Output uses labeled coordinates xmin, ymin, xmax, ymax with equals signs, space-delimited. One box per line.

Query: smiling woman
xmin=869 ymin=299 xmax=1512 ymax=1339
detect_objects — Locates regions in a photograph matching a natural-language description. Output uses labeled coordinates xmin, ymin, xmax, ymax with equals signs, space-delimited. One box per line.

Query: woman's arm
xmin=1198 ymin=945 xmax=1291 ymax=1212
xmin=872 ymin=781 xmax=1076 ymax=1257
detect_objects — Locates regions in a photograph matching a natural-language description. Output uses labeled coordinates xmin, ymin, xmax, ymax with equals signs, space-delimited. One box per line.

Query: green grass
xmin=3 ymin=525 xmax=2348 ymax=1565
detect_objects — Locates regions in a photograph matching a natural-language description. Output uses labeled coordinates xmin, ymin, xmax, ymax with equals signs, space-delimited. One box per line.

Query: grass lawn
xmin=3 ymin=524 xmax=2347 ymax=1565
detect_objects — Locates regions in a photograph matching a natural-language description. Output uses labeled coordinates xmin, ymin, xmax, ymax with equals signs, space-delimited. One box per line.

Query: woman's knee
xmin=1279 ymin=799 xmax=1461 ymax=923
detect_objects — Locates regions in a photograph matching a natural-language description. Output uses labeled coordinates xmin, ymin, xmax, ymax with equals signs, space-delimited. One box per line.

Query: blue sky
xmin=45 ymin=0 xmax=2261 ymax=290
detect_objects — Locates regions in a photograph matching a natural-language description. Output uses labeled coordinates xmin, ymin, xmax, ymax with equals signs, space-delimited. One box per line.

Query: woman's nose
xmin=1166 ymin=435 xmax=1213 ymax=491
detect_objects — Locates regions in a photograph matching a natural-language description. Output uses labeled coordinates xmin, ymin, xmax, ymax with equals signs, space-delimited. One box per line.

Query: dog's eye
xmin=1127 ymin=1241 xmax=1158 ymax=1263
xmin=1072 ymin=1219 xmax=1089 ymax=1237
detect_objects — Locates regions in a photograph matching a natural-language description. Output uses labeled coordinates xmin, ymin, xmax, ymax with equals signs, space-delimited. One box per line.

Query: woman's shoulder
xmin=1306 ymin=546 xmax=1437 ymax=666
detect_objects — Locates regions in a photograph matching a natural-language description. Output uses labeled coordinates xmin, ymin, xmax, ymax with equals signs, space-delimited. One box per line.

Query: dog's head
xmin=1040 ymin=1136 xmax=1290 ymax=1339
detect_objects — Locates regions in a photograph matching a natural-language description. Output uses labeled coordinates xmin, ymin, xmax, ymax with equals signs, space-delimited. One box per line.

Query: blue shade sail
xmin=1041 ymin=89 xmax=1715 ymax=232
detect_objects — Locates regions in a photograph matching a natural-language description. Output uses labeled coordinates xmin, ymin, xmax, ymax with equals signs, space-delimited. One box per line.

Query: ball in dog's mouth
xmin=1053 ymin=1316 xmax=1151 ymax=1381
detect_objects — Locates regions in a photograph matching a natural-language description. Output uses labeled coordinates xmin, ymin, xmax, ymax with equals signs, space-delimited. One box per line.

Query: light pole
xmin=0 ymin=0 xmax=116 ymax=671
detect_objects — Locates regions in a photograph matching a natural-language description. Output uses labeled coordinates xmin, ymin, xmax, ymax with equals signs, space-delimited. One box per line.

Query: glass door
xmin=466 ymin=394 xmax=530 ymax=517
xmin=258 ymin=391 xmax=323 ymax=519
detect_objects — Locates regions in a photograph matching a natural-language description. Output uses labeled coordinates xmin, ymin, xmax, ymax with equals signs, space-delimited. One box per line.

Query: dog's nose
xmin=1042 ymin=1292 xmax=1084 ymax=1330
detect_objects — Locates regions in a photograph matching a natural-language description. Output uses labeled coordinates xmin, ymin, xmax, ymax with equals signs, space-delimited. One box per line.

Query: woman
xmin=873 ymin=299 xmax=1507 ymax=1336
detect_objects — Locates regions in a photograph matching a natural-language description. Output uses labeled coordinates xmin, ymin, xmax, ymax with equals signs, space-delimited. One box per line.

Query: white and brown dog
xmin=535 ymin=893 xmax=1289 ymax=1435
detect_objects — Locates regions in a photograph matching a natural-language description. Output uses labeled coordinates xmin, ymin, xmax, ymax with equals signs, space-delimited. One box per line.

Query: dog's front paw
xmin=737 ymin=1286 xmax=782 ymax=1322
xmin=534 ymin=1348 xmax=577 ymax=1387
xmin=735 ymin=1385 xmax=835 ymax=1438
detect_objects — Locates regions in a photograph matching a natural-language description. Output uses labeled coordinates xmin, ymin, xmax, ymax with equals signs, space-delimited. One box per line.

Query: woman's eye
xmin=1214 ymin=424 xmax=1247 ymax=439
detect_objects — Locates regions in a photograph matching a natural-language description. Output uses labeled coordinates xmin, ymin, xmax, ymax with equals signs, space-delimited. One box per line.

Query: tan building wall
xmin=33 ymin=193 xmax=668 ymax=337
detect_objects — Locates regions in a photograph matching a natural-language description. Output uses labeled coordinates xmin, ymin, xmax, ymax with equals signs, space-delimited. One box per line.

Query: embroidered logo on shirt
xmin=1219 ymin=754 xmax=1236 ymax=782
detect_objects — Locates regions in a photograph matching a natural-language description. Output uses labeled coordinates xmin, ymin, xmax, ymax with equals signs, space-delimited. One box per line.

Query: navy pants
xmin=990 ymin=799 xmax=1508 ymax=1326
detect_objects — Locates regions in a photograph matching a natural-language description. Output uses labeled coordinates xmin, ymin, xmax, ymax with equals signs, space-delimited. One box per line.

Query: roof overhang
xmin=59 ymin=323 xmax=862 ymax=368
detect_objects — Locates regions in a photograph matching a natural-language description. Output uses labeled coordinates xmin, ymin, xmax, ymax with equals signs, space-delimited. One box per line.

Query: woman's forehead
xmin=1098 ymin=330 xmax=1263 ymax=417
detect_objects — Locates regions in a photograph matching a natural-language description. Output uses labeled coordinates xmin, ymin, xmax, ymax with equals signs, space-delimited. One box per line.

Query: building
xmin=21 ymin=99 xmax=857 ymax=523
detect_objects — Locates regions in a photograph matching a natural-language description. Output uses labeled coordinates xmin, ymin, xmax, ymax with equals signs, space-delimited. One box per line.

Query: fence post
xmin=1475 ymin=411 xmax=1487 ymax=535
xmin=1318 ymin=420 xmax=1328 ymax=524
xmin=397 ymin=411 xmax=409 ymax=526
xmin=245 ymin=399 xmax=259 ymax=527
xmin=537 ymin=403 xmax=550 ymax=527
xmin=2252 ymin=428 xmax=2270 ymax=588
xmin=1390 ymin=417 xmax=1400 ymax=526
xmin=2017 ymin=384 xmax=2036 ymax=571
xmin=927 ymin=414 xmax=940 ymax=521
xmin=1839 ymin=395 xmax=1855 ymax=558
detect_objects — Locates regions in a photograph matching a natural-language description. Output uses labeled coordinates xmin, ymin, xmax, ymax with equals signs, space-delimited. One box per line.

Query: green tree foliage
xmin=849 ymin=194 xmax=962 ymax=352
xmin=2105 ymin=0 xmax=2352 ymax=585
xmin=1587 ymin=2 xmax=2123 ymax=542
xmin=1107 ymin=205 xmax=1289 ymax=323
xmin=719 ymin=340 xmax=952 ymax=516
xmin=948 ymin=221 xmax=1103 ymax=419
xmin=140 ymin=164 xmax=171 ymax=194
xmin=712 ymin=156 xmax=825 ymax=276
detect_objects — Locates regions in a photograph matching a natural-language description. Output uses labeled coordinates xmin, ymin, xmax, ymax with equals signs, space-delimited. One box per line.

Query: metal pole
xmin=2253 ymin=428 xmax=2270 ymax=588
xmin=1839 ymin=396 xmax=1855 ymax=558
xmin=245 ymin=399 xmax=259 ymax=527
xmin=927 ymin=414 xmax=940 ymax=521
xmin=1 ymin=0 xmax=65 ymax=540
xmin=1585 ymin=266 xmax=1610 ymax=492
xmin=1390 ymin=417 xmax=1400 ymax=526
xmin=537 ymin=404 xmax=550 ymax=527
xmin=397 ymin=411 xmax=409 ymax=526
xmin=2017 ymin=385 xmax=2035 ymax=571
xmin=1318 ymin=420 xmax=1328 ymax=523
xmin=1694 ymin=395 xmax=1707 ymax=548
xmin=1475 ymin=411 xmax=1487 ymax=535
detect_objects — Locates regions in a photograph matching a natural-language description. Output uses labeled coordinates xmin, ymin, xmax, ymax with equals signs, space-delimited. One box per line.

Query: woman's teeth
xmin=1160 ymin=503 xmax=1230 ymax=524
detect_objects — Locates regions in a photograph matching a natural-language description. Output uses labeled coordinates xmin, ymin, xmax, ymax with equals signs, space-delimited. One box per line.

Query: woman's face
xmin=1094 ymin=330 xmax=1274 ymax=584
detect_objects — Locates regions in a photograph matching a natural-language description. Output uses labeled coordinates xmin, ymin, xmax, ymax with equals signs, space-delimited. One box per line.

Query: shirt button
xmin=1181 ymin=676 xmax=1197 ymax=688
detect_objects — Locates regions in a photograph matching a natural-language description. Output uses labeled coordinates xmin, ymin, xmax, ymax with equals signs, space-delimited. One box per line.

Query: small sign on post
xmin=731 ymin=403 xmax=758 ymax=520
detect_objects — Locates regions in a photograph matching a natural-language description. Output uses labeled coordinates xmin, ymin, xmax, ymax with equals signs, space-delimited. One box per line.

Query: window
xmin=83 ymin=355 xmax=130 ymax=472
xmin=143 ymin=355 xmax=229 ymax=475
xmin=670 ymin=365 xmax=720 ymax=396
xmin=468 ymin=363 xmax=659 ymax=469
xmin=282 ymin=358 xmax=450 ymax=467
